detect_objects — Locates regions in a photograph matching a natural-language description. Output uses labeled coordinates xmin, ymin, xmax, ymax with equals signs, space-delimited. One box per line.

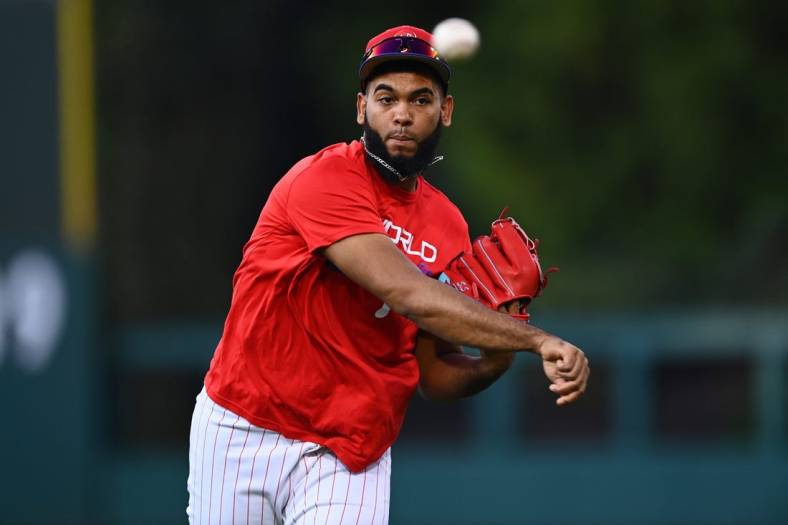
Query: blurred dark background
xmin=97 ymin=0 xmax=788 ymax=320
xmin=1 ymin=0 xmax=786 ymax=524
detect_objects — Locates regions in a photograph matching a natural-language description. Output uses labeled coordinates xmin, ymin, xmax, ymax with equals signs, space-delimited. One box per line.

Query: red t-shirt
xmin=205 ymin=140 xmax=471 ymax=472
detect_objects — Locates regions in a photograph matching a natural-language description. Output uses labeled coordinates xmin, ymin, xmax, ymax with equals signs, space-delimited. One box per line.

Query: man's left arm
xmin=415 ymin=331 xmax=514 ymax=401
xmin=415 ymin=302 xmax=521 ymax=401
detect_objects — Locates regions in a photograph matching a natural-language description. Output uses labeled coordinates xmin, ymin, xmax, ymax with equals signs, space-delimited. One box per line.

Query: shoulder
xmin=280 ymin=141 xmax=371 ymax=192
xmin=274 ymin=141 xmax=382 ymax=215
xmin=293 ymin=141 xmax=365 ymax=177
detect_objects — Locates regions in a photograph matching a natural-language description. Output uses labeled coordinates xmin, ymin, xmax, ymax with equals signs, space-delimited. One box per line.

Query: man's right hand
xmin=536 ymin=336 xmax=589 ymax=406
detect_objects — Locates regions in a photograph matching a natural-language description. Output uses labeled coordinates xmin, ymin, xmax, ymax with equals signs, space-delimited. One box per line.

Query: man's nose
xmin=392 ymin=103 xmax=413 ymax=126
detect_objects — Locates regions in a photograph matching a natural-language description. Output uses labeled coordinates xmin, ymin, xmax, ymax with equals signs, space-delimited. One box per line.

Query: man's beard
xmin=362 ymin=118 xmax=443 ymax=183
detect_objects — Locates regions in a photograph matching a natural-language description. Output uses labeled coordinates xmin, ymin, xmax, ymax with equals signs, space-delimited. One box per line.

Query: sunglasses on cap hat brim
xmin=359 ymin=36 xmax=451 ymax=88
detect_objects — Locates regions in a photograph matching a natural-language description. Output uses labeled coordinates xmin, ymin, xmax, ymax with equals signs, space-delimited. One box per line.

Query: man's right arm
xmin=323 ymin=232 xmax=588 ymax=383
xmin=326 ymin=232 xmax=555 ymax=350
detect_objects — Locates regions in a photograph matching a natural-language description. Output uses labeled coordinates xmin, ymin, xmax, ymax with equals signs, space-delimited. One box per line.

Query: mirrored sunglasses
xmin=363 ymin=36 xmax=442 ymax=62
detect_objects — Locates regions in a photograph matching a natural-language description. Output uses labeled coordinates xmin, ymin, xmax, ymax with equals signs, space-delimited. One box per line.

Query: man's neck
xmin=395 ymin=175 xmax=418 ymax=192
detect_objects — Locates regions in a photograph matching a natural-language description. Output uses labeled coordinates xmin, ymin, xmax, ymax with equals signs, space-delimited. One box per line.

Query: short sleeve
xmin=285 ymin=156 xmax=385 ymax=252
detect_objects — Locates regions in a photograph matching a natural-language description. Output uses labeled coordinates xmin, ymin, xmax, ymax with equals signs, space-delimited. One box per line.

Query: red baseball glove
xmin=442 ymin=210 xmax=557 ymax=321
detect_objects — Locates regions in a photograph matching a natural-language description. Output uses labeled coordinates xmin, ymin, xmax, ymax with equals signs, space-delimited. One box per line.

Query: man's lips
xmin=387 ymin=134 xmax=415 ymax=144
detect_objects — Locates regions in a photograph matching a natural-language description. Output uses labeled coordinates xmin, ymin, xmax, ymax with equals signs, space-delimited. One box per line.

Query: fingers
xmin=559 ymin=352 xmax=588 ymax=381
xmin=539 ymin=335 xmax=590 ymax=406
xmin=557 ymin=388 xmax=584 ymax=406
xmin=549 ymin=360 xmax=590 ymax=406
xmin=498 ymin=300 xmax=522 ymax=315
xmin=544 ymin=339 xmax=586 ymax=379
xmin=540 ymin=337 xmax=580 ymax=366
xmin=550 ymin=364 xmax=589 ymax=396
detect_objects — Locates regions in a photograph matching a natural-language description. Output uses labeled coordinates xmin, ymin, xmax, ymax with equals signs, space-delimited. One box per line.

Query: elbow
xmin=417 ymin=383 xmax=459 ymax=402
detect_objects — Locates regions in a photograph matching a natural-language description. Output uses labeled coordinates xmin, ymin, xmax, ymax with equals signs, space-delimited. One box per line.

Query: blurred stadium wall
xmin=1 ymin=1 xmax=786 ymax=524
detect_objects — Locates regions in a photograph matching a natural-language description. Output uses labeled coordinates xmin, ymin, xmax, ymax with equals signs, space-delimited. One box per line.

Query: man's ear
xmin=440 ymin=95 xmax=454 ymax=127
xmin=356 ymin=92 xmax=366 ymax=125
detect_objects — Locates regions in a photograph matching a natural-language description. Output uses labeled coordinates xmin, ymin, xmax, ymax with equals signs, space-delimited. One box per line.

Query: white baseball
xmin=432 ymin=18 xmax=480 ymax=61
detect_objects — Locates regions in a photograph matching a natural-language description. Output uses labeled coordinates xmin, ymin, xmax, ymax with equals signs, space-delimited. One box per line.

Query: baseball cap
xmin=358 ymin=25 xmax=451 ymax=91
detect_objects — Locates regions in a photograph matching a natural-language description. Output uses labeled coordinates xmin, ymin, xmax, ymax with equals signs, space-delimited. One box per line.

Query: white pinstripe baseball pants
xmin=187 ymin=388 xmax=391 ymax=525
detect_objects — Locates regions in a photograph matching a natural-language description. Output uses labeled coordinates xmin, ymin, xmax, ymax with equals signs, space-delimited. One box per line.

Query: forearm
xmin=416 ymin=334 xmax=515 ymax=401
xmin=426 ymin=352 xmax=513 ymax=400
xmin=324 ymin=233 xmax=551 ymax=354
xmin=322 ymin=225 xmax=589 ymax=404
xmin=395 ymin=276 xmax=549 ymax=354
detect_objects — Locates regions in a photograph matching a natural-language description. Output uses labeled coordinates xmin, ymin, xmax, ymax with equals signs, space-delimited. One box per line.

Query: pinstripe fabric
xmin=188 ymin=388 xmax=391 ymax=524
xmin=246 ymin=430 xmax=268 ymax=524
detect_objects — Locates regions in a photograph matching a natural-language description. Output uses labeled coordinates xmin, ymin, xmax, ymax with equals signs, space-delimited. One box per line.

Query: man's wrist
xmin=521 ymin=324 xmax=549 ymax=356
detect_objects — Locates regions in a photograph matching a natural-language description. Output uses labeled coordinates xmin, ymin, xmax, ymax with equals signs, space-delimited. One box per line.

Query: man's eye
xmin=414 ymin=97 xmax=431 ymax=105
xmin=378 ymin=96 xmax=393 ymax=104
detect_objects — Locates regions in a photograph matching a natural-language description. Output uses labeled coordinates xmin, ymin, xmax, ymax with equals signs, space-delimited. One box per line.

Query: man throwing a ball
xmin=187 ymin=24 xmax=589 ymax=525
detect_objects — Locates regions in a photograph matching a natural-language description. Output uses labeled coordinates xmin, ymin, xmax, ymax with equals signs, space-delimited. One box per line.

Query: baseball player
xmin=187 ymin=25 xmax=589 ymax=525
